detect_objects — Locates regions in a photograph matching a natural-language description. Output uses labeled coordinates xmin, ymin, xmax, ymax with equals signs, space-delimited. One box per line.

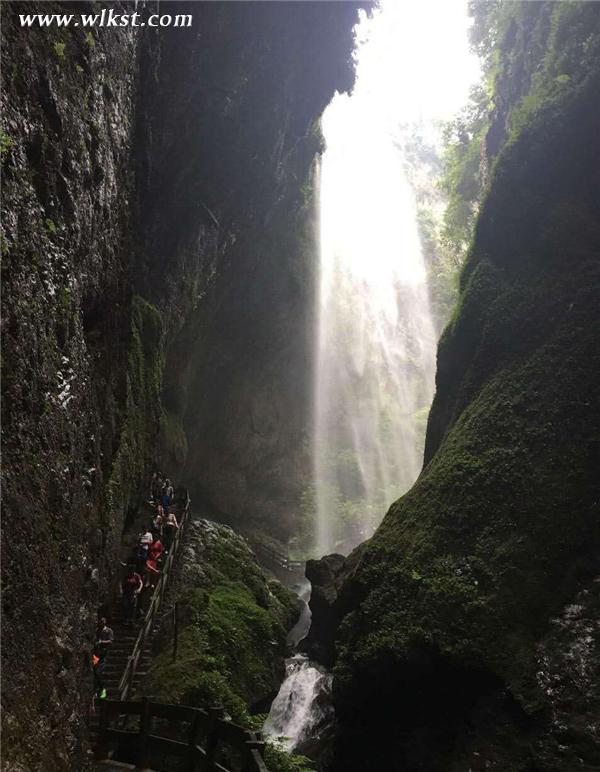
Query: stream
xmin=263 ymin=580 xmax=334 ymax=757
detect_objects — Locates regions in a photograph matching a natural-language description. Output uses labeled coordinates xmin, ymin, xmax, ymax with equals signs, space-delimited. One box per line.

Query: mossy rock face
xmin=328 ymin=34 xmax=600 ymax=772
xmin=145 ymin=518 xmax=299 ymax=723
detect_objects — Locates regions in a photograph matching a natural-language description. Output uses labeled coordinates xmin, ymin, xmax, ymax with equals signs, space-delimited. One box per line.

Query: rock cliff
xmin=147 ymin=2 xmax=365 ymax=542
xmin=2 ymin=6 xmax=142 ymax=768
xmin=312 ymin=5 xmax=600 ymax=770
xmin=1 ymin=2 xmax=364 ymax=769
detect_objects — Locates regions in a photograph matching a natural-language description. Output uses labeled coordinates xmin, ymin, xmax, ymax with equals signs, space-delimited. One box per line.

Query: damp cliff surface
xmin=310 ymin=5 xmax=600 ymax=771
xmin=1 ymin=2 xmax=364 ymax=770
xmin=147 ymin=2 xmax=366 ymax=543
xmin=1 ymin=5 xmax=143 ymax=769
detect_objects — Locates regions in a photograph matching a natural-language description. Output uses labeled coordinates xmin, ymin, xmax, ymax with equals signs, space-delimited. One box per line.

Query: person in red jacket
xmin=147 ymin=533 xmax=163 ymax=563
xmin=122 ymin=566 xmax=143 ymax=623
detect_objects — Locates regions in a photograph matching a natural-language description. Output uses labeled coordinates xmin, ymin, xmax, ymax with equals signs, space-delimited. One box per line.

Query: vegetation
xmin=438 ymin=85 xmax=489 ymax=266
xmin=145 ymin=521 xmax=305 ymax=771
xmin=43 ymin=217 xmax=57 ymax=234
xmin=402 ymin=1 xmax=600 ymax=342
xmin=52 ymin=40 xmax=66 ymax=60
xmin=105 ymin=296 xmax=165 ymax=527
xmin=330 ymin=3 xmax=600 ymax=769
xmin=0 ymin=129 xmax=13 ymax=156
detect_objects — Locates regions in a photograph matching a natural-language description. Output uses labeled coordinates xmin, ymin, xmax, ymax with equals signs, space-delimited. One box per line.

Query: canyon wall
xmin=313 ymin=5 xmax=600 ymax=770
xmin=1 ymin=2 xmax=364 ymax=768
xmin=140 ymin=2 xmax=366 ymax=542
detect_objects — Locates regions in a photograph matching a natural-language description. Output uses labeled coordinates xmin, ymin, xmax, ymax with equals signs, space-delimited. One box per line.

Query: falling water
xmin=266 ymin=2 xmax=480 ymax=761
xmin=313 ymin=7 xmax=444 ymax=557
xmin=314 ymin=144 xmax=436 ymax=556
xmin=286 ymin=580 xmax=312 ymax=649
xmin=263 ymin=654 xmax=333 ymax=754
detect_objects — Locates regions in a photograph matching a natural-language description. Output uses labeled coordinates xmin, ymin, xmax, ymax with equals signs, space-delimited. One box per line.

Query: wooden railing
xmin=117 ymin=491 xmax=191 ymax=701
xmin=96 ymin=699 xmax=269 ymax=772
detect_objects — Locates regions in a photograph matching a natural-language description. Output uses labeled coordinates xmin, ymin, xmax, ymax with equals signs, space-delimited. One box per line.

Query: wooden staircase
xmin=102 ymin=623 xmax=154 ymax=698
xmin=88 ymin=493 xmax=191 ymax=755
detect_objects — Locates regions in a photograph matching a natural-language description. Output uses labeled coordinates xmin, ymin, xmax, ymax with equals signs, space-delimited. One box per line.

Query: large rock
xmin=302 ymin=554 xmax=349 ymax=667
xmin=145 ymin=517 xmax=300 ymax=719
xmin=1 ymin=6 xmax=141 ymax=769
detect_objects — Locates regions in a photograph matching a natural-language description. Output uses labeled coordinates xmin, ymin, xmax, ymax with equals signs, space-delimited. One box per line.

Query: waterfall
xmin=264 ymin=582 xmax=333 ymax=756
xmin=265 ymin=2 xmax=480 ymax=761
xmin=263 ymin=654 xmax=333 ymax=754
xmin=313 ymin=102 xmax=437 ymax=557
xmin=286 ymin=580 xmax=312 ymax=649
xmin=311 ymin=0 xmax=457 ymax=558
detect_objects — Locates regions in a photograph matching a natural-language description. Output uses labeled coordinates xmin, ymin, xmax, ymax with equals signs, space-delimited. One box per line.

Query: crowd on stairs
xmin=91 ymin=473 xmax=182 ymax=707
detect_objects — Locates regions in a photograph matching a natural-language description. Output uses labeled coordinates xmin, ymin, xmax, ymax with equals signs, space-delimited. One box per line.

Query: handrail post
xmin=173 ymin=601 xmax=179 ymax=661
xmin=205 ymin=706 xmax=224 ymax=770
xmin=243 ymin=733 xmax=267 ymax=772
xmin=94 ymin=700 xmax=110 ymax=760
xmin=187 ymin=709 xmax=201 ymax=772
xmin=135 ymin=697 xmax=151 ymax=771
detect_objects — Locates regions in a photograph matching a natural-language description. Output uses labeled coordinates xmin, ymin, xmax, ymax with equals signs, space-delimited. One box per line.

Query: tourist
xmin=122 ymin=566 xmax=143 ymax=623
xmin=153 ymin=505 xmax=166 ymax=534
xmin=161 ymin=479 xmax=174 ymax=508
xmin=163 ymin=511 xmax=179 ymax=553
xmin=138 ymin=527 xmax=153 ymax=567
xmin=143 ymin=557 xmax=161 ymax=590
xmin=92 ymin=653 xmax=107 ymax=700
xmin=94 ymin=617 xmax=114 ymax=661
xmin=147 ymin=533 xmax=163 ymax=564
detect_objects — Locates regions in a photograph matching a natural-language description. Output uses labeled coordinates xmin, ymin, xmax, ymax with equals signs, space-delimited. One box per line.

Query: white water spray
xmin=263 ymin=654 xmax=333 ymax=753
xmin=312 ymin=1 xmax=480 ymax=557
xmin=314 ymin=133 xmax=436 ymax=556
xmin=265 ymin=3 xmax=481 ymax=760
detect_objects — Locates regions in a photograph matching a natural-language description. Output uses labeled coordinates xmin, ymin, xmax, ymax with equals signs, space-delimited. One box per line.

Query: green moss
xmin=105 ymin=295 xmax=165 ymax=522
xmin=264 ymin=745 xmax=315 ymax=772
xmin=333 ymin=18 xmax=600 ymax=765
xmin=159 ymin=409 xmax=188 ymax=466
xmin=146 ymin=522 xmax=300 ymax=769
xmin=43 ymin=218 xmax=57 ymax=234
xmin=57 ymin=286 xmax=71 ymax=313
xmin=0 ymin=130 xmax=13 ymax=156
xmin=205 ymin=582 xmax=284 ymax=700
xmin=146 ymin=623 xmax=249 ymax=722
xmin=52 ymin=41 xmax=66 ymax=61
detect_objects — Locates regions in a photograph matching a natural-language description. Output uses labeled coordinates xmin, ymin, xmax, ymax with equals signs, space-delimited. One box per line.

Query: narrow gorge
xmin=2 ymin=2 xmax=599 ymax=772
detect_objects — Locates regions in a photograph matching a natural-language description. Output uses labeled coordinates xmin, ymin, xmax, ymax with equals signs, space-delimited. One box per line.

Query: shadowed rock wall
xmin=1 ymin=2 xmax=364 ymax=768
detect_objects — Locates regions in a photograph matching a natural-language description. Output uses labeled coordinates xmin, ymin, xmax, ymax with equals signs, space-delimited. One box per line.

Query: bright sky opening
xmin=320 ymin=0 xmax=481 ymax=289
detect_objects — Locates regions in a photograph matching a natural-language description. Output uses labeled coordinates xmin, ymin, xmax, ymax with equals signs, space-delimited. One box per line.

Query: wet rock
xmin=302 ymin=551 xmax=359 ymax=667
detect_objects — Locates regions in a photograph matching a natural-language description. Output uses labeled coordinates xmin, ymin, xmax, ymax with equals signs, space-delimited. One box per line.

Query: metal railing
xmin=117 ymin=492 xmax=191 ymax=701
